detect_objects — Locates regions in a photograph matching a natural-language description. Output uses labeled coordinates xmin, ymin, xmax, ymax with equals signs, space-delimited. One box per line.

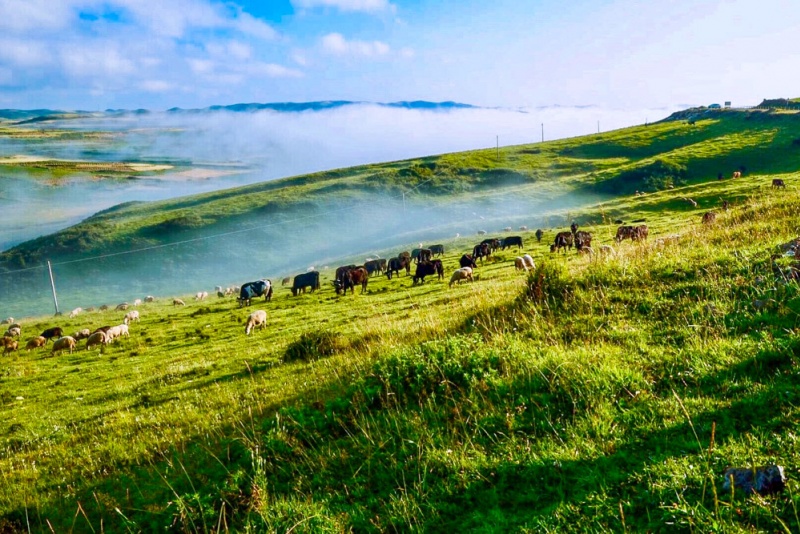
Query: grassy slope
xmin=4 ymin=107 xmax=800 ymax=268
xmin=1 ymin=109 xmax=800 ymax=531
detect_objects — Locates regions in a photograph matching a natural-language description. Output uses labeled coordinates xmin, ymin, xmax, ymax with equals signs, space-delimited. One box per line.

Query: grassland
xmin=1 ymin=107 xmax=800 ymax=531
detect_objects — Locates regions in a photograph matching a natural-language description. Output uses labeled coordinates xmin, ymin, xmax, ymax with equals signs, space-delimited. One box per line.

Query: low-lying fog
xmin=0 ymin=103 xmax=678 ymax=251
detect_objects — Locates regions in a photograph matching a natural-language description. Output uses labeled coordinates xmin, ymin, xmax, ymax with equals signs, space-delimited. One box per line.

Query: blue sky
xmin=0 ymin=0 xmax=798 ymax=110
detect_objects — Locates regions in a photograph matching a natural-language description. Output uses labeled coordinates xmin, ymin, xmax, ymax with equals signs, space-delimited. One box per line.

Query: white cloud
xmin=0 ymin=67 xmax=12 ymax=86
xmin=140 ymin=80 xmax=173 ymax=92
xmin=0 ymin=0 xmax=75 ymax=31
xmin=249 ymin=62 xmax=304 ymax=78
xmin=0 ymin=39 xmax=52 ymax=67
xmin=291 ymin=0 xmax=393 ymax=13
xmin=321 ymin=33 xmax=390 ymax=57
xmin=60 ymin=44 xmax=136 ymax=77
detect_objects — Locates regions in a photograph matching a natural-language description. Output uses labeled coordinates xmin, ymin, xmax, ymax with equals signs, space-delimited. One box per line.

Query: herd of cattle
xmin=1 ymin=217 xmax=664 ymax=346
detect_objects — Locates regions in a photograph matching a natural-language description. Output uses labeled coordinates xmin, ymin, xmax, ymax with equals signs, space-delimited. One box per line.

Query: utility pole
xmin=47 ymin=260 xmax=60 ymax=316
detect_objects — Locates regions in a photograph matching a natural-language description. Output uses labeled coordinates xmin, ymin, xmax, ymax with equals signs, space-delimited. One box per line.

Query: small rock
xmin=722 ymin=465 xmax=786 ymax=495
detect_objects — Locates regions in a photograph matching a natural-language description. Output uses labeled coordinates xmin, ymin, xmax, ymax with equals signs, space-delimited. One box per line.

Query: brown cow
xmin=550 ymin=231 xmax=573 ymax=253
xmin=772 ymin=178 xmax=786 ymax=189
xmin=702 ymin=211 xmax=717 ymax=224
xmin=732 ymin=171 xmax=742 ymax=178
xmin=344 ymin=267 xmax=369 ymax=294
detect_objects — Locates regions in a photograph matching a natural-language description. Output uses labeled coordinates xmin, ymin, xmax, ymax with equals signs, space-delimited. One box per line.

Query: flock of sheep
xmin=1 ymin=309 xmax=140 ymax=356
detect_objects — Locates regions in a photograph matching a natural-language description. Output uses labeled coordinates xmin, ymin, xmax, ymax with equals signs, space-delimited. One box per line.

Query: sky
xmin=1 ymin=0 xmax=799 ymax=111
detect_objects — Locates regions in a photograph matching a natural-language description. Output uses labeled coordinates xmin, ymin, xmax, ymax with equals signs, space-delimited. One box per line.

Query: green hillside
xmin=1 ymin=107 xmax=800 ymax=531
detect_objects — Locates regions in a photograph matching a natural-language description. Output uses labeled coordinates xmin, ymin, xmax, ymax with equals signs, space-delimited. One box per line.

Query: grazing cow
xmin=702 ymin=211 xmax=717 ymax=224
xmin=245 ymin=310 xmax=268 ymax=335
xmin=732 ymin=171 xmax=742 ymax=179
xmin=473 ymin=243 xmax=491 ymax=263
xmin=535 ymin=229 xmax=543 ymax=242
xmin=459 ymin=254 xmax=477 ymax=269
xmin=634 ymin=225 xmax=649 ymax=241
xmin=449 ymin=267 xmax=474 ymax=287
xmin=40 ymin=327 xmax=64 ymax=342
xmin=26 ymin=336 xmax=46 ymax=351
xmin=772 ymin=178 xmax=786 ymax=189
xmin=238 ymin=280 xmax=272 ymax=307
xmin=501 ymin=236 xmax=524 ymax=251
xmin=574 ymin=231 xmax=592 ymax=251
xmin=52 ymin=336 xmax=77 ymax=355
xmin=413 ymin=260 xmax=444 ymax=284
xmin=412 ymin=248 xmax=432 ymax=264
xmin=550 ymin=231 xmax=574 ymax=253
xmin=337 ymin=267 xmax=369 ymax=295
xmin=398 ymin=251 xmax=411 ymax=262
xmin=481 ymin=238 xmax=501 ymax=252
xmin=291 ymin=271 xmax=320 ymax=296
xmin=386 ymin=257 xmax=410 ymax=280
xmin=336 ymin=265 xmax=357 ymax=285
xmin=364 ymin=259 xmax=387 ymax=277
xmin=429 ymin=244 xmax=445 ymax=257
xmin=615 ymin=226 xmax=635 ymax=243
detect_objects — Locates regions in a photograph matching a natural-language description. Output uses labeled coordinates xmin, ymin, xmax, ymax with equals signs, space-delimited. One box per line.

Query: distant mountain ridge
xmin=0 ymin=101 xmax=479 ymax=122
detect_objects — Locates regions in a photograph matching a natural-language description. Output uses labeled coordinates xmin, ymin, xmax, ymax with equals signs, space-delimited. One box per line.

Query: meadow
xmin=1 ymin=107 xmax=800 ymax=531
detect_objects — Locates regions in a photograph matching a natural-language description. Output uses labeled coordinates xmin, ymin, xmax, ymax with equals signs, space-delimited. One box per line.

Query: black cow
xmin=40 ymin=326 xmax=63 ymax=342
xmin=238 ymin=279 xmax=272 ymax=307
xmin=414 ymin=248 xmax=432 ymax=264
xmin=386 ymin=256 xmax=410 ymax=280
xmin=291 ymin=271 xmax=320 ymax=296
xmin=429 ymin=244 xmax=445 ymax=257
xmin=473 ymin=243 xmax=491 ymax=263
xmin=459 ymin=254 xmax=477 ymax=269
xmin=570 ymin=222 xmax=579 ymax=234
xmin=550 ymin=231 xmax=573 ymax=253
xmin=336 ymin=265 xmax=357 ymax=285
xmin=481 ymin=238 xmax=501 ymax=252
xmin=413 ymin=260 xmax=444 ymax=284
xmin=535 ymin=229 xmax=543 ymax=242
xmin=501 ymin=236 xmax=523 ymax=250
xmin=574 ymin=231 xmax=592 ymax=251
xmin=364 ymin=259 xmax=386 ymax=276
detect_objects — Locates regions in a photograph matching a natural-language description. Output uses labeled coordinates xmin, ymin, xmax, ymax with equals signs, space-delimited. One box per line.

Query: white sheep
xmin=145 ymin=296 xmax=156 ymax=303
xmin=1 ymin=317 xmax=13 ymax=325
xmin=52 ymin=336 xmax=77 ymax=355
xmin=4 ymin=326 xmax=21 ymax=338
xmin=449 ymin=267 xmax=474 ymax=287
xmin=195 ymin=291 xmax=208 ymax=300
xmin=173 ymin=298 xmax=186 ymax=306
xmin=133 ymin=298 xmax=142 ymax=306
xmin=68 ymin=307 xmax=83 ymax=319
xmin=521 ymin=254 xmax=535 ymax=270
xmin=123 ymin=310 xmax=140 ymax=324
xmin=115 ymin=302 xmax=129 ymax=311
xmin=26 ymin=336 xmax=46 ymax=351
xmin=245 ymin=310 xmax=267 ymax=335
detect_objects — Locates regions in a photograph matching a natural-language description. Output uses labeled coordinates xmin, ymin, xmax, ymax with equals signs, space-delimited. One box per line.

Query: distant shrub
xmin=142 ymin=214 xmax=209 ymax=236
xmin=284 ymin=330 xmax=346 ymax=362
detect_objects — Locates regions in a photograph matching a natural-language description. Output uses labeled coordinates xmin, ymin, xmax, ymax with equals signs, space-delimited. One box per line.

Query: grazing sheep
xmin=115 ymin=302 xmax=129 ymax=311
xmin=4 ymin=326 xmax=20 ymax=338
xmin=145 ymin=295 xmax=156 ymax=303
xmin=26 ymin=336 xmax=46 ymax=351
xmin=123 ymin=310 xmax=140 ymax=324
xmin=40 ymin=327 xmax=64 ymax=342
xmin=2 ymin=338 xmax=18 ymax=355
xmin=118 ymin=324 xmax=129 ymax=337
xmin=85 ymin=307 xmax=95 ymax=312
xmin=99 ymin=304 xmax=109 ymax=311
xmin=682 ymin=197 xmax=698 ymax=208
xmin=245 ymin=310 xmax=268 ymax=335
xmin=133 ymin=298 xmax=142 ymax=306
xmin=52 ymin=336 xmax=77 ymax=355
xmin=105 ymin=325 xmax=123 ymax=343
xmin=217 ymin=291 xmax=225 ymax=298
xmin=514 ymin=257 xmax=527 ymax=271
xmin=521 ymin=254 xmax=535 ymax=270
xmin=86 ymin=331 xmax=106 ymax=351
xmin=68 ymin=307 xmax=83 ymax=319
xmin=519 ymin=226 xmax=528 ymax=231
xmin=173 ymin=298 xmax=186 ymax=306
xmin=1 ymin=317 xmax=13 ymax=325
xmin=73 ymin=328 xmax=91 ymax=341
xmin=477 ymin=230 xmax=487 ymax=235
xmin=215 ymin=286 xmax=223 ymax=293
xmin=503 ymin=226 xmax=512 ymax=232
xmin=195 ymin=291 xmax=208 ymax=300
xmin=449 ymin=267 xmax=474 ymax=287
